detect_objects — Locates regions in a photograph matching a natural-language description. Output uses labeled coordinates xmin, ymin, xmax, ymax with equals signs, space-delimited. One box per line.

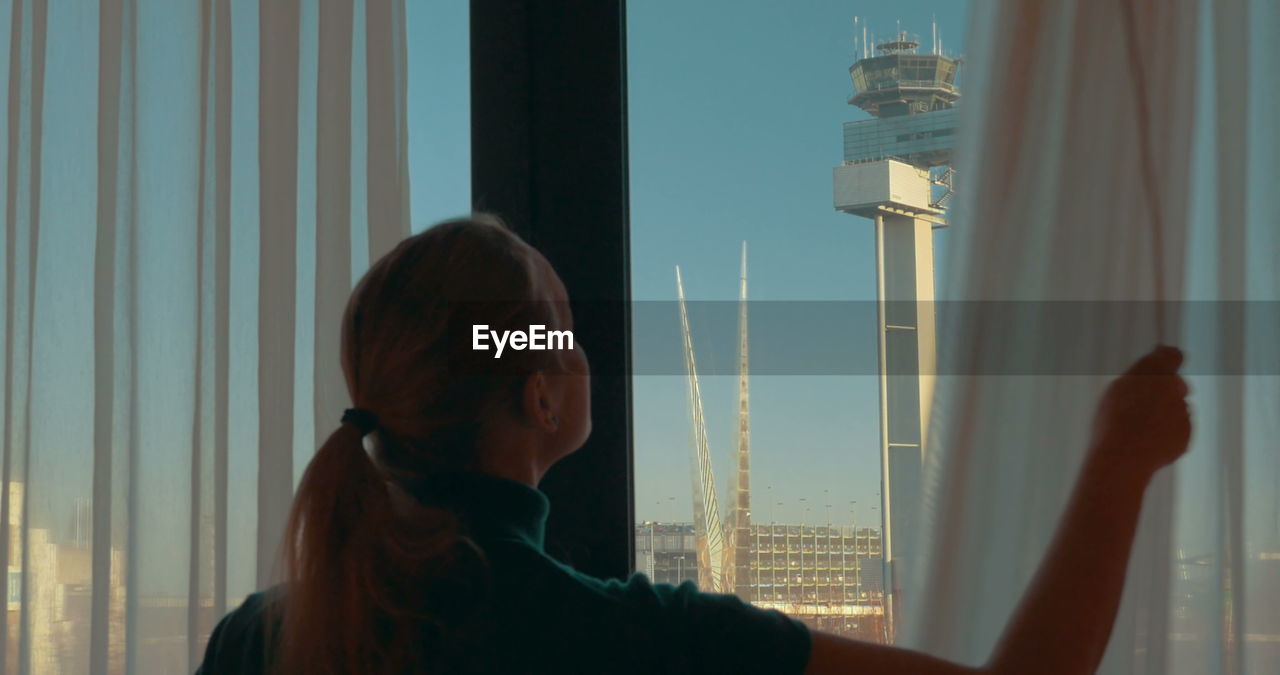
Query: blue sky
xmin=406 ymin=0 xmax=969 ymax=527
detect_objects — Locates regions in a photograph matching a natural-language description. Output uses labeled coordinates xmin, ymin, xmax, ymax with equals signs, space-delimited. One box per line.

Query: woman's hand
xmin=806 ymin=344 xmax=1196 ymax=675
xmin=1088 ymin=345 xmax=1192 ymax=478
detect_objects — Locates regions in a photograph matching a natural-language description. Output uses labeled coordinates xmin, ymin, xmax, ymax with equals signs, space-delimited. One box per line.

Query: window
xmin=629 ymin=1 xmax=966 ymax=643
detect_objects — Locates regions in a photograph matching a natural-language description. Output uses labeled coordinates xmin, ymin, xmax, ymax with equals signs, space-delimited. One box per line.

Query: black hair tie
xmin=342 ymin=408 xmax=379 ymax=435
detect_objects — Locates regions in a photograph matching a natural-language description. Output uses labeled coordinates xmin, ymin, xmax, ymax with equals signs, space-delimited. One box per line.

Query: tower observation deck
xmin=832 ymin=28 xmax=961 ymax=641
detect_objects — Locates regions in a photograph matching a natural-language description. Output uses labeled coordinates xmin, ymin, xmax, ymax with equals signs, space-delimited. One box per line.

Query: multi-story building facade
xmin=636 ymin=521 xmax=886 ymax=641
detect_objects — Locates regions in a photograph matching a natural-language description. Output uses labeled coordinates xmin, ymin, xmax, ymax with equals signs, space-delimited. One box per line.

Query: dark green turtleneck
xmin=197 ymin=469 xmax=811 ymax=674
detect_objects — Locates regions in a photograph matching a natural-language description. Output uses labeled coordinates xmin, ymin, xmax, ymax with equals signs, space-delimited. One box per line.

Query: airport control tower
xmin=832 ymin=27 xmax=960 ymax=640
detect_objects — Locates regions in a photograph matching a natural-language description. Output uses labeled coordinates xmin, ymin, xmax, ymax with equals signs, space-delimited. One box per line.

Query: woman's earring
xmin=550 ymin=415 xmax=560 ymax=426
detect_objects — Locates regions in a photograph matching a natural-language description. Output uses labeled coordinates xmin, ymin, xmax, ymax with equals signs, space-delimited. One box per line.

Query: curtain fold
xmin=1208 ymin=2 xmax=1248 ymax=665
xmin=255 ymin=0 xmax=300 ymax=592
xmin=364 ymin=0 xmax=411 ymax=261
xmin=4 ymin=1 xmax=50 ymax=671
xmin=909 ymin=1 xmax=1279 ymax=673
xmin=313 ymin=0 xmax=354 ymax=488
xmin=90 ymin=1 xmax=133 ymax=671
xmin=0 ymin=0 xmax=410 ymax=672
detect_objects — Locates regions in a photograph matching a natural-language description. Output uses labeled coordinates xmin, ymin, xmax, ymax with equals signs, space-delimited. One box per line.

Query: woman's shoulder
xmin=195 ymin=588 xmax=282 ymax=675
xmin=578 ymin=572 xmax=814 ymax=673
xmin=577 ymin=570 xmax=809 ymax=635
xmin=579 ymin=570 xmax=700 ymax=605
xmin=579 ymin=570 xmax=730 ymax=608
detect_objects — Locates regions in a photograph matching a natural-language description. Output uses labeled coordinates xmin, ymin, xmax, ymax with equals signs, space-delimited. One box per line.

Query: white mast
xmin=676 ymin=266 xmax=726 ymax=592
xmin=727 ymin=242 xmax=753 ymax=598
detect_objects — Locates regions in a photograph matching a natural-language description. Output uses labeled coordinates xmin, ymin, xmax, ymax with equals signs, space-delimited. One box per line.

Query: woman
xmin=197 ymin=216 xmax=1192 ymax=674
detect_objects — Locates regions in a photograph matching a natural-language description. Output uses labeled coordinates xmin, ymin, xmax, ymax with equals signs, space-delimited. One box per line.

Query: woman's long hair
xmin=275 ymin=215 xmax=566 ymax=673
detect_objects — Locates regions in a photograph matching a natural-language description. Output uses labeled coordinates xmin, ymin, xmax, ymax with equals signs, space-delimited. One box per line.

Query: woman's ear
xmin=521 ymin=370 xmax=560 ymax=431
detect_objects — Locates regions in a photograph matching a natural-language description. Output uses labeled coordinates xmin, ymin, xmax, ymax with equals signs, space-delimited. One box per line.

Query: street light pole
xmin=824 ymin=489 xmax=832 ymax=608
xmin=799 ymin=497 xmax=807 ymax=603
xmin=765 ymin=485 xmax=773 ymax=602
xmin=650 ymin=521 xmax=656 ymax=579
xmin=778 ymin=500 xmax=786 ymax=603
xmin=870 ymin=504 xmax=879 ymax=604
xmin=852 ymin=501 xmax=860 ymax=602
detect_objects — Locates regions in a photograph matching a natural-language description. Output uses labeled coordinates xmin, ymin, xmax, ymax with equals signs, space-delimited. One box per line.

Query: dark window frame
xmin=470 ymin=0 xmax=634 ymax=581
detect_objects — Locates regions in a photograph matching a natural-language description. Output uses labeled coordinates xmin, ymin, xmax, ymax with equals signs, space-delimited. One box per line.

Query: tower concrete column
xmin=874 ymin=211 xmax=939 ymax=638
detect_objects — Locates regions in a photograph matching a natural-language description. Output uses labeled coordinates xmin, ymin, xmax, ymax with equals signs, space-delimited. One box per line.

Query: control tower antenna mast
xmin=853 ymin=17 xmax=859 ymax=61
xmin=831 ymin=24 xmax=961 ymax=642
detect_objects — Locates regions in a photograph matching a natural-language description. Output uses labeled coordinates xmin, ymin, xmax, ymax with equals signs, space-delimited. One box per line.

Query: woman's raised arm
xmin=805 ymin=345 xmax=1192 ymax=675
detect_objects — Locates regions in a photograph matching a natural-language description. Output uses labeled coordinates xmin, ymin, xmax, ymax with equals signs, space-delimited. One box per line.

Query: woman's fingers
xmin=1172 ymin=375 xmax=1189 ymax=399
xmin=1122 ymin=344 xmax=1182 ymax=375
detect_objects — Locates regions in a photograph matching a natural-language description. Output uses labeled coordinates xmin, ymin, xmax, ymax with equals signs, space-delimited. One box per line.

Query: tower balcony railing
xmin=854 ymin=79 xmax=958 ymax=95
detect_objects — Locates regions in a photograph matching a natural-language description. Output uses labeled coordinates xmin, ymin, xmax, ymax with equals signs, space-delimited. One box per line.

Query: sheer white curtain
xmin=0 ymin=0 xmax=408 ymax=672
xmin=908 ymin=0 xmax=1279 ymax=673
